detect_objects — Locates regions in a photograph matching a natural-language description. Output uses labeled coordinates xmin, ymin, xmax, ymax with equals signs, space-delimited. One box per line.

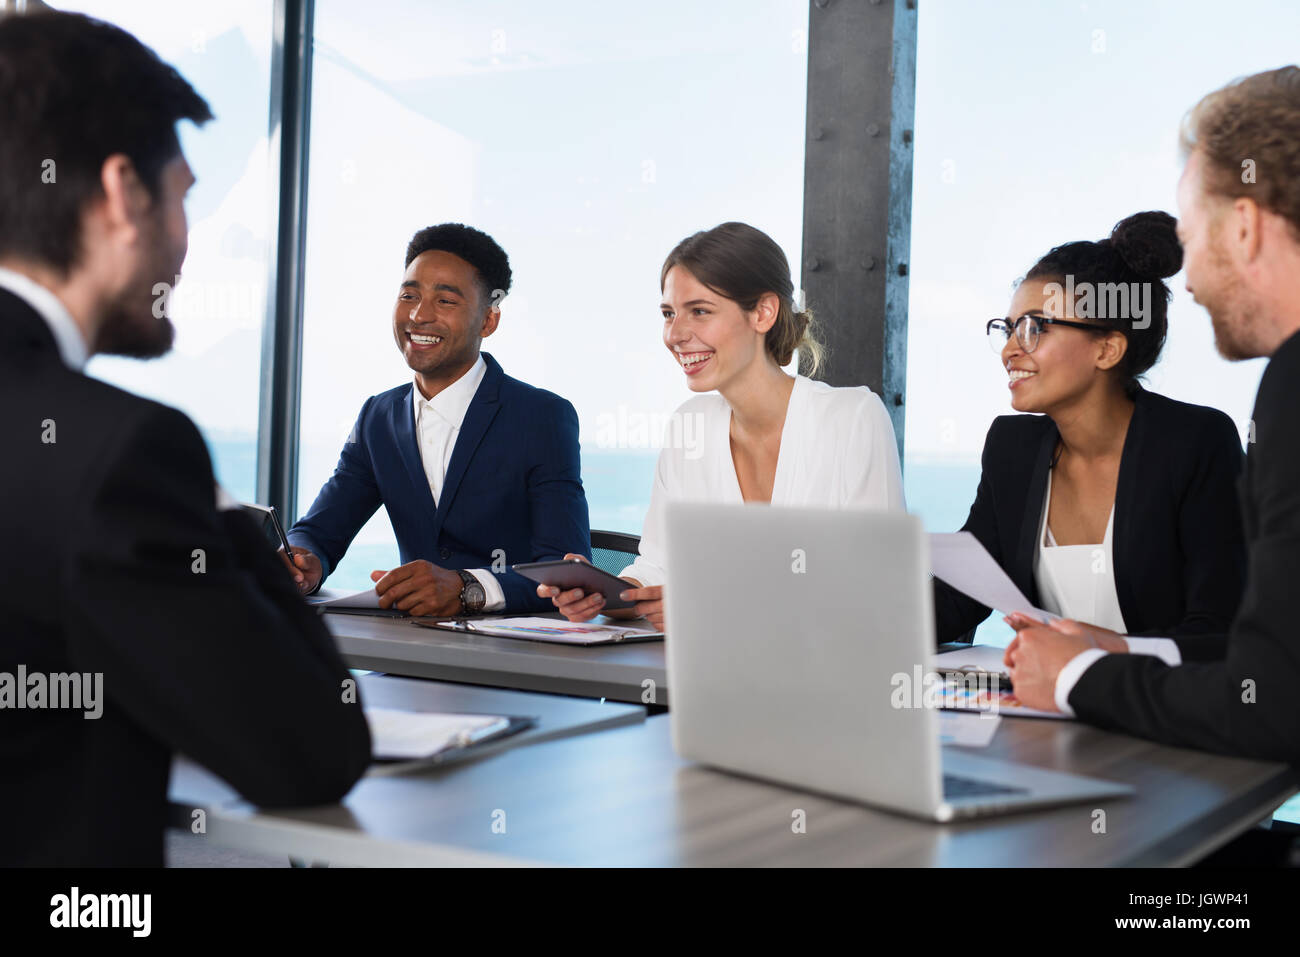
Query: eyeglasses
xmin=986 ymin=314 xmax=1106 ymax=355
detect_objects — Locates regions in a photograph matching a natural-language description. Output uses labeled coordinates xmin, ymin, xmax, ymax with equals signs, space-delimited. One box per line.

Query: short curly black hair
xmin=404 ymin=223 xmax=512 ymax=305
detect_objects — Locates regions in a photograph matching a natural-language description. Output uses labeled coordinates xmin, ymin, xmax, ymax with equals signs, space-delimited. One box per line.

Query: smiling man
xmin=286 ymin=224 xmax=590 ymax=615
xmin=1004 ymin=67 xmax=1300 ymax=765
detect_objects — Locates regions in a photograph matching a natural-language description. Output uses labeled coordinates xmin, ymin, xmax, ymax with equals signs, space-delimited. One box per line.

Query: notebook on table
xmin=415 ymin=616 xmax=663 ymax=645
xmin=365 ymin=707 xmax=535 ymax=768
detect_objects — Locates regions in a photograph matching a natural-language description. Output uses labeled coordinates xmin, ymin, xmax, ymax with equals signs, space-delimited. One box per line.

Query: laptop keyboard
xmin=943 ymin=773 xmax=1030 ymax=799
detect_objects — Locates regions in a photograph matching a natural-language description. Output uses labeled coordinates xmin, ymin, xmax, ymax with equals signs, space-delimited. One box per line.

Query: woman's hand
xmin=1003 ymin=613 xmax=1128 ymax=653
xmin=619 ymin=583 xmax=664 ymax=631
xmin=535 ymin=555 xmax=664 ymax=628
xmin=535 ymin=553 xmax=605 ymax=621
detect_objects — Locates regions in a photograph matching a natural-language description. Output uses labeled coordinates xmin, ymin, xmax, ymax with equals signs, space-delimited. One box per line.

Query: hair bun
xmin=1109 ymin=210 xmax=1183 ymax=280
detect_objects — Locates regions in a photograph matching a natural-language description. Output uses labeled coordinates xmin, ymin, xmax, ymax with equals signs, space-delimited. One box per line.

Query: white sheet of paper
xmin=364 ymin=708 xmax=507 ymax=760
xmin=938 ymin=710 xmax=1002 ymax=747
xmin=442 ymin=617 xmax=661 ymax=643
xmin=307 ymin=586 xmax=383 ymax=609
xmin=928 ymin=532 xmax=1059 ymax=622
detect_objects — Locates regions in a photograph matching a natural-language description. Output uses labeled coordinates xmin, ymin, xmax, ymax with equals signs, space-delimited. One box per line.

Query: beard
xmin=95 ymin=290 xmax=175 ymax=358
xmin=1197 ymin=232 xmax=1267 ymax=362
xmin=94 ymin=216 xmax=182 ymax=359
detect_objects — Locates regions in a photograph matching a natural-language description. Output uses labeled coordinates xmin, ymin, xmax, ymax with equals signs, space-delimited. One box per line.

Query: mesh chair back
xmin=589 ymin=529 xmax=641 ymax=578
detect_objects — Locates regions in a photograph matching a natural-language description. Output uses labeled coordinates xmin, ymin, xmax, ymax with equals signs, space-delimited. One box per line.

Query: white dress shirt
xmin=0 ymin=266 xmax=89 ymax=370
xmin=410 ymin=355 xmax=504 ymax=611
xmin=1037 ymin=471 xmax=1183 ymax=714
xmin=621 ymin=375 xmax=906 ymax=588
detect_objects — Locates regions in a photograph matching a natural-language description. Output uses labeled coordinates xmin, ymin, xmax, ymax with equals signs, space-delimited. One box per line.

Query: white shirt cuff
xmin=1123 ymin=636 xmax=1182 ymax=666
xmin=467 ymin=568 xmax=506 ymax=612
xmin=1053 ymin=648 xmax=1108 ymax=716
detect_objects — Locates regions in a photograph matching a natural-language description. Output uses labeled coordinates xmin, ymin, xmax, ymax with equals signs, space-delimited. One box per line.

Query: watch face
xmin=466 ymin=584 xmax=486 ymax=604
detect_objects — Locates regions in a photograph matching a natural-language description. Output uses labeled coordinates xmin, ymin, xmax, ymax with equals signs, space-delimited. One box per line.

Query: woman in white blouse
xmin=537 ymin=221 xmax=905 ymax=629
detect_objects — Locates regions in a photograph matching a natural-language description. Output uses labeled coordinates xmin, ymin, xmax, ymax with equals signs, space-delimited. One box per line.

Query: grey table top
xmin=167 ymin=673 xmax=646 ymax=828
xmin=191 ymin=709 xmax=1298 ymax=867
xmin=323 ymin=611 xmax=668 ymax=705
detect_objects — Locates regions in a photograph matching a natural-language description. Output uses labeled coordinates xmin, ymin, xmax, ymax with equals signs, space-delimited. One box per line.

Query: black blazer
xmin=0 ymin=289 xmax=371 ymax=866
xmin=1070 ymin=331 xmax=1300 ymax=763
xmin=934 ymin=386 xmax=1247 ymax=655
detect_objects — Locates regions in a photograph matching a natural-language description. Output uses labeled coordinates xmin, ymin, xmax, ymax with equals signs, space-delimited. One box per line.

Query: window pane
xmin=299 ymin=0 xmax=808 ymax=590
xmin=906 ymin=0 xmax=1299 ymax=645
xmin=54 ymin=1 xmax=275 ymax=503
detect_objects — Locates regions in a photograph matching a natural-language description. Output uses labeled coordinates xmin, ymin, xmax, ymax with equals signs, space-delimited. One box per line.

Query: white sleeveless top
xmin=1032 ymin=470 xmax=1128 ymax=633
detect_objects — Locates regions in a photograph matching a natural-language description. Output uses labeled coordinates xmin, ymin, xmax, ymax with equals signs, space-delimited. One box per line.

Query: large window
xmin=905 ymin=0 xmax=1300 ymax=646
xmin=297 ymin=0 xmax=809 ymax=590
xmin=56 ymin=1 xmax=275 ymax=503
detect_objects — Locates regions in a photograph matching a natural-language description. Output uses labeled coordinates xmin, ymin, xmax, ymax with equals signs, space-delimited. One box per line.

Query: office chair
xmin=589 ymin=529 xmax=641 ymax=578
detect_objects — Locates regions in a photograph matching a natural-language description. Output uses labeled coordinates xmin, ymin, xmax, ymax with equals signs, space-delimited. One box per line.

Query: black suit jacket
xmin=934 ymin=387 xmax=1247 ymax=656
xmin=1070 ymin=331 xmax=1300 ymax=763
xmin=0 ymin=289 xmax=372 ymax=866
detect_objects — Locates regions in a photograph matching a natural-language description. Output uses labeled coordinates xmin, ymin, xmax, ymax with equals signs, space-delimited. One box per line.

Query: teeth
xmin=679 ymin=353 xmax=712 ymax=366
xmin=409 ymin=333 xmax=442 ymax=344
xmin=1009 ymin=370 xmax=1036 ymax=381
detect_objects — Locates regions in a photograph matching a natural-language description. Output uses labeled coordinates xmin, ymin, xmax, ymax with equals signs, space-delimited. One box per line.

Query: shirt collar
xmin=0 ymin=266 xmax=90 ymax=371
xmin=412 ymin=354 xmax=487 ymax=430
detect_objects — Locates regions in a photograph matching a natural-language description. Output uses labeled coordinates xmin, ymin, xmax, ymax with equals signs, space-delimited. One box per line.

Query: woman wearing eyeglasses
xmin=934 ymin=211 xmax=1247 ymax=663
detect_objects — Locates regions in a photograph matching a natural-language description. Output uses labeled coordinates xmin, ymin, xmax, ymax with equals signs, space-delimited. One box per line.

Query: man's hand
xmin=1003 ymin=620 xmax=1102 ymax=711
xmin=371 ymin=560 xmax=463 ymax=617
xmin=279 ymin=546 xmax=323 ymax=595
xmin=1003 ymin=613 xmax=1129 ymax=653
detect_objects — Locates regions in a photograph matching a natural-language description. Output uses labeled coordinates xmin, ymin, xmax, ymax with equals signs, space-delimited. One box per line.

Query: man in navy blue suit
xmin=285 ymin=223 xmax=590 ymax=615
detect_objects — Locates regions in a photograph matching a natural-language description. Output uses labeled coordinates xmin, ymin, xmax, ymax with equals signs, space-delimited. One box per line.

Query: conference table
xmin=323 ymin=610 xmax=668 ymax=705
xmin=170 ymin=677 xmax=1298 ymax=866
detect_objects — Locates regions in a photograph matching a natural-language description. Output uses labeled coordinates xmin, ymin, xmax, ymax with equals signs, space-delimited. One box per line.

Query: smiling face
xmin=392 ymin=249 xmax=498 ymax=384
xmin=1176 ymin=151 xmax=1264 ymax=361
xmin=1000 ymin=279 xmax=1126 ymax=414
xmin=661 ymin=264 xmax=777 ymax=393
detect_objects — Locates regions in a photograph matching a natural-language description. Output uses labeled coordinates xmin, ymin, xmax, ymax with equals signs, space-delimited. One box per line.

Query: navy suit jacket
xmin=289 ymin=352 xmax=590 ymax=612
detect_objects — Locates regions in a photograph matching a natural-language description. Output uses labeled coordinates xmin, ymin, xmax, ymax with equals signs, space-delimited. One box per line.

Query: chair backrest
xmin=589 ymin=529 xmax=641 ymax=578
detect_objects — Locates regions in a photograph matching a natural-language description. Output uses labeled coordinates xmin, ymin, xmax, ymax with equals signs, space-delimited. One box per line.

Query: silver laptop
xmin=663 ymin=502 xmax=1133 ymax=821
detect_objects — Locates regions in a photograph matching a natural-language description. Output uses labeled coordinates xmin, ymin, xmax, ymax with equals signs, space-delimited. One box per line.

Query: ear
xmin=750 ymin=291 xmax=780 ymax=335
xmin=1230 ymin=196 xmax=1263 ymax=264
xmin=480 ymin=304 xmax=501 ymax=340
xmin=98 ymin=154 xmax=151 ymax=244
xmin=1096 ymin=330 xmax=1128 ymax=372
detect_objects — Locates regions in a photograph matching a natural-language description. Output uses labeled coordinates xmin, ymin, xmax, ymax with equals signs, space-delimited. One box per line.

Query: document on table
xmin=928 ymin=532 xmax=1059 ymax=622
xmin=938 ymin=710 xmax=1001 ymax=747
xmin=420 ymin=616 xmax=663 ymax=645
xmin=364 ymin=707 xmax=514 ymax=760
xmin=307 ymin=586 xmax=384 ymax=610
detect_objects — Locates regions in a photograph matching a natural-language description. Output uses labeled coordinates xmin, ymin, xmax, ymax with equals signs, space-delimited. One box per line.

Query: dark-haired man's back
xmin=0 ymin=288 xmax=372 ymax=866
xmin=0 ymin=10 xmax=371 ymax=867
